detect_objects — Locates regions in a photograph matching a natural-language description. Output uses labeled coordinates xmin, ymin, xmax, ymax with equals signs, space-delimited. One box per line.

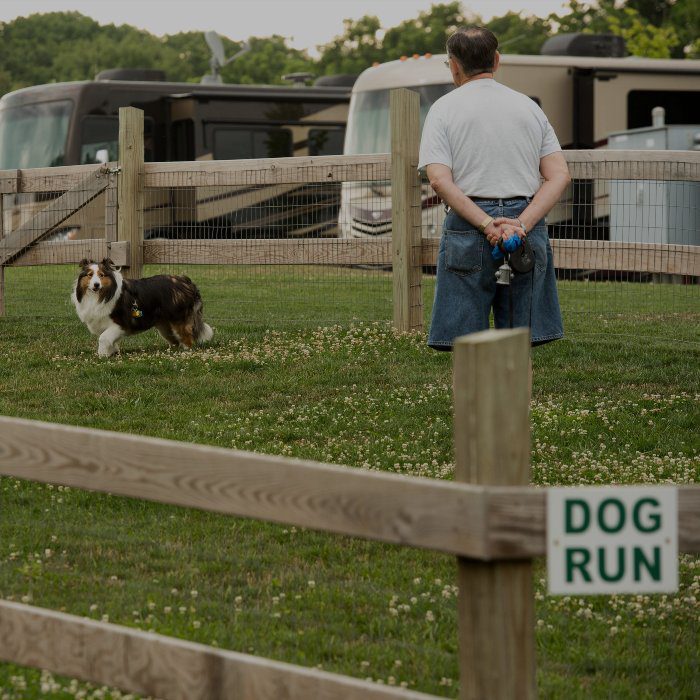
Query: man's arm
xmin=494 ymin=152 xmax=571 ymax=233
xmin=425 ymin=163 xmax=504 ymax=245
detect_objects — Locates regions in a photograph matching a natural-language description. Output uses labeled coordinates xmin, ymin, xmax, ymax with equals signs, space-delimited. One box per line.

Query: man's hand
xmin=485 ymin=220 xmax=523 ymax=246
xmin=493 ymin=217 xmax=526 ymax=236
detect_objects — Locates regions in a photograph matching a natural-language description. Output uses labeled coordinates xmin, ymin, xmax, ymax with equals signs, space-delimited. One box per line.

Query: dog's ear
xmin=79 ymin=258 xmax=91 ymax=268
xmin=101 ymin=257 xmax=115 ymax=270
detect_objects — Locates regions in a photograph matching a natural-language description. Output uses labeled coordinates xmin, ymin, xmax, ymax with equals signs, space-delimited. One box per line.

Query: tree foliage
xmin=0 ymin=2 xmax=694 ymax=97
xmin=547 ymin=0 xmax=683 ymax=58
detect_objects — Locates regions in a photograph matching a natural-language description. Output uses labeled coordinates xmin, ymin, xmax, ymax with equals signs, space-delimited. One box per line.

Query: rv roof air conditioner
xmin=540 ymin=34 xmax=627 ymax=58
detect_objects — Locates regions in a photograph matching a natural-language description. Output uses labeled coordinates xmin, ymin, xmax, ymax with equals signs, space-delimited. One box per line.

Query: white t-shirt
xmin=418 ymin=79 xmax=561 ymax=198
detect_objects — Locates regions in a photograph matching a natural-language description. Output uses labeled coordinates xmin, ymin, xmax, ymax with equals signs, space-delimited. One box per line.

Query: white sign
xmin=547 ymin=487 xmax=678 ymax=595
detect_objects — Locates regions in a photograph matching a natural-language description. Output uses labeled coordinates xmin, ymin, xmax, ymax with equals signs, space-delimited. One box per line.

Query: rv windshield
xmin=344 ymin=84 xmax=452 ymax=154
xmin=0 ymin=100 xmax=72 ymax=169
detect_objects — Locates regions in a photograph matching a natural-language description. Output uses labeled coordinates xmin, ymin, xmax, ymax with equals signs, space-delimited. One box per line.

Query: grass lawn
xmin=0 ymin=264 xmax=698 ymax=699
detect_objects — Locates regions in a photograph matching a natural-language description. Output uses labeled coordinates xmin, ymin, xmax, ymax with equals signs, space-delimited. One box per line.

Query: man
xmin=418 ymin=26 xmax=570 ymax=350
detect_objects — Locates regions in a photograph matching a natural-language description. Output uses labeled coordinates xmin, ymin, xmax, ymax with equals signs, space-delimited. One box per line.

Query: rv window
xmin=309 ymin=128 xmax=345 ymax=156
xmin=628 ymin=90 xmax=700 ymax=129
xmin=0 ymin=100 xmax=72 ymax=169
xmin=345 ymin=84 xmax=452 ymax=155
xmin=81 ymin=116 xmax=119 ymax=164
xmin=81 ymin=116 xmax=155 ymax=164
xmin=213 ymin=127 xmax=293 ymax=159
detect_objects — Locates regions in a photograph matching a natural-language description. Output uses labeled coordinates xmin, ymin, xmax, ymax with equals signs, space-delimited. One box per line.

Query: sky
xmin=0 ymin=0 xmax=571 ymax=54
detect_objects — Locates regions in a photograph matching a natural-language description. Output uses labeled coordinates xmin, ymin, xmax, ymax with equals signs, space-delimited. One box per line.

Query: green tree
xmin=486 ymin=12 xmax=551 ymax=55
xmin=382 ymin=2 xmax=469 ymax=59
xmin=607 ymin=7 xmax=679 ymax=58
xmin=626 ymin=0 xmax=675 ymax=26
xmin=316 ymin=15 xmax=384 ymax=76
xmin=668 ymin=0 xmax=700 ymax=57
xmin=547 ymin=0 xmax=681 ymax=58
xmin=222 ymin=36 xmax=315 ymax=85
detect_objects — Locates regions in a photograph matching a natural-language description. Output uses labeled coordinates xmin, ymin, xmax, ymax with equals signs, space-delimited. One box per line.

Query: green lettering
xmin=633 ymin=497 xmax=661 ymax=533
xmin=634 ymin=547 xmax=661 ymax=581
xmin=565 ymin=499 xmax=590 ymax=534
xmin=598 ymin=547 xmax=625 ymax=582
xmin=566 ymin=548 xmax=592 ymax=583
xmin=598 ymin=498 xmax=626 ymax=534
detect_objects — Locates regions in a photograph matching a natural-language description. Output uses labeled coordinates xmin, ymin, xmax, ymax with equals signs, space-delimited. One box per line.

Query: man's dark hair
xmin=446 ymin=27 xmax=498 ymax=76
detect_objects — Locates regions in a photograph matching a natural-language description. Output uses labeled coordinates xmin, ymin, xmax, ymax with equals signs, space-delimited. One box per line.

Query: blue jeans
xmin=428 ymin=198 xmax=563 ymax=350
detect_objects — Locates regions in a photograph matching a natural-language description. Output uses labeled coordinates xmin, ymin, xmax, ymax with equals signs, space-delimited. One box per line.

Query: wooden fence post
xmin=453 ymin=328 xmax=536 ymax=700
xmin=117 ymin=107 xmax=144 ymax=278
xmin=390 ymin=88 xmax=422 ymax=332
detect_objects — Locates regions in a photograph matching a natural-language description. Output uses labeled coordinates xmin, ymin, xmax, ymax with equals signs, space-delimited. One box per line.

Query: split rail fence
xmin=0 ymin=329 xmax=699 ymax=699
xmin=0 ymin=91 xmax=698 ymax=326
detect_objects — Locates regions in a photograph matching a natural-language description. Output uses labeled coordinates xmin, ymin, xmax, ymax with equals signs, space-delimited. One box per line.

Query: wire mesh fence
xmin=0 ymin=153 xmax=698 ymax=341
xmin=140 ymin=165 xmax=394 ymax=326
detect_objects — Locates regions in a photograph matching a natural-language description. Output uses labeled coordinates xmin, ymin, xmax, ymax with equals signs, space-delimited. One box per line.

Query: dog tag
xmin=131 ymin=303 xmax=143 ymax=318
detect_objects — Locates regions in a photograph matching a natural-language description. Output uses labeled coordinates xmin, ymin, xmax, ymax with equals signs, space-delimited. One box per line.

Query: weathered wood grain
xmin=564 ymin=150 xmax=700 ymax=182
xmin=551 ymin=239 xmax=699 ymax=277
xmin=8 ymin=239 xmax=129 ymax=268
xmin=0 ymin=601 xmax=438 ymax=700
xmin=0 ymin=168 xmax=109 ymax=266
xmin=10 ymin=164 xmax=107 ymax=193
xmin=420 ymin=239 xmax=699 ymax=277
xmin=0 ymin=415 xmax=490 ymax=559
xmin=143 ymin=238 xmax=393 ymax=266
xmin=484 ymin=486 xmax=700 ymax=558
xmin=117 ymin=107 xmax=144 ymax=278
xmin=5 ymin=150 xmax=698 ymax=196
xmin=105 ymin=181 xmax=118 ymax=243
xmin=453 ymin=329 xmax=536 ymax=700
xmin=0 ymin=170 xmax=18 ymax=194
xmin=1 ymin=416 xmax=698 ymax=559
xmin=144 ymin=154 xmax=391 ymax=187
xmin=390 ymin=88 xmax=423 ymax=333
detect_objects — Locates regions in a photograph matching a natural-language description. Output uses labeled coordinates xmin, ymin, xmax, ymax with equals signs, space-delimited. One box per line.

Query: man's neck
xmin=456 ymin=72 xmax=494 ymax=87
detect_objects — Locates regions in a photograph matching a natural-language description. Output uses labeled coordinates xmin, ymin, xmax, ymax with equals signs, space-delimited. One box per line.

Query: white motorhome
xmin=340 ymin=43 xmax=700 ymax=239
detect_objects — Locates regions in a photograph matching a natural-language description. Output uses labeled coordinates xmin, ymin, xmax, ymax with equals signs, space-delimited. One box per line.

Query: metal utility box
xmin=607 ymin=124 xmax=700 ymax=245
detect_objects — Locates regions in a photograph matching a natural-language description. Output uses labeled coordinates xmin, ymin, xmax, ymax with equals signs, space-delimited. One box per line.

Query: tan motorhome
xmin=340 ymin=39 xmax=700 ymax=239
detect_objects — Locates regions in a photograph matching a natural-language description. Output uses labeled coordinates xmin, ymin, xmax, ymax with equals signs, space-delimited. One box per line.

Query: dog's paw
xmin=98 ymin=345 xmax=116 ymax=358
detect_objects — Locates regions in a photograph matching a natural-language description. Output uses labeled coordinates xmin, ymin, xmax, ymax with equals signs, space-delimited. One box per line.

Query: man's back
xmin=419 ymin=79 xmax=560 ymax=198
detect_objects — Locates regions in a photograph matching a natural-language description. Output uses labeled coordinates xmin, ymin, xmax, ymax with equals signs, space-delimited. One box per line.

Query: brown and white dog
xmin=72 ymin=258 xmax=213 ymax=357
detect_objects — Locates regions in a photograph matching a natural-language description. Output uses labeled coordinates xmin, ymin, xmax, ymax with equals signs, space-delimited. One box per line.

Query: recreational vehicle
xmin=340 ymin=42 xmax=700 ymax=239
xmin=0 ymin=70 xmax=351 ymax=238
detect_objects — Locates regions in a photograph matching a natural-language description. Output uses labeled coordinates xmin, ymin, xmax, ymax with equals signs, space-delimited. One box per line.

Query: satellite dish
xmin=202 ymin=31 xmax=251 ymax=84
xmin=205 ymin=31 xmax=226 ymax=68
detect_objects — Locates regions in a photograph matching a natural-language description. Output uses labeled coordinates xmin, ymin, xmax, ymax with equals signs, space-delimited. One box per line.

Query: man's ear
xmin=493 ymin=51 xmax=501 ymax=72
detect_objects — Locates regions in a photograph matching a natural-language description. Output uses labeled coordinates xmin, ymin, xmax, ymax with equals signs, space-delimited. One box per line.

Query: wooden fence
xmin=0 ymin=328 xmax=698 ymax=699
xmin=0 ymin=92 xmax=699 ymax=324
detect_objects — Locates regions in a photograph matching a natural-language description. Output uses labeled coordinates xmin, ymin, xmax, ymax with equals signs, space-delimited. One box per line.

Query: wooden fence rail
xmin=0 ymin=414 xmax=698 ymax=560
xmin=0 ymin=600 xmax=436 ymax=700
xmin=1 ymin=96 xmax=699 ymax=323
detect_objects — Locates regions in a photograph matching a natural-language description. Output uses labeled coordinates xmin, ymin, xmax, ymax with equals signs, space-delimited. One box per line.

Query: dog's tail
xmin=192 ymin=296 xmax=214 ymax=344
